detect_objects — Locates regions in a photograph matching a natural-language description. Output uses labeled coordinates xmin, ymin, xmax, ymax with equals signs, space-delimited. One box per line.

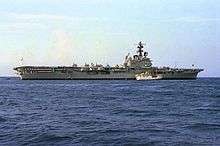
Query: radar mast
xmin=137 ymin=41 xmax=145 ymax=57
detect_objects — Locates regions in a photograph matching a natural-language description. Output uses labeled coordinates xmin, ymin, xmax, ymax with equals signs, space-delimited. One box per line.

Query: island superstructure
xmin=14 ymin=42 xmax=203 ymax=80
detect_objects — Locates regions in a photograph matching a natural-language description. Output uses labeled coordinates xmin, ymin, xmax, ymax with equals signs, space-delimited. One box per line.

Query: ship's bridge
xmin=124 ymin=42 xmax=152 ymax=68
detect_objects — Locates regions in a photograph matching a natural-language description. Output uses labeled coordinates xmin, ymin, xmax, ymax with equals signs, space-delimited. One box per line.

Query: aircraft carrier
xmin=14 ymin=42 xmax=203 ymax=80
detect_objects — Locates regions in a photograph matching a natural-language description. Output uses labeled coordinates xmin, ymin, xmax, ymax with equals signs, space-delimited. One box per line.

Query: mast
xmin=137 ymin=41 xmax=144 ymax=57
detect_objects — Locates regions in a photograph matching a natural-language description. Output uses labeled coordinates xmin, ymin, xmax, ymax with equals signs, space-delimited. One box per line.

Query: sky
xmin=0 ymin=0 xmax=219 ymax=77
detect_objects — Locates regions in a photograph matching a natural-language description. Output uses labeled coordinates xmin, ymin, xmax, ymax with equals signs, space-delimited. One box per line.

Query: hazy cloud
xmin=160 ymin=16 xmax=220 ymax=23
xmin=0 ymin=12 xmax=105 ymax=22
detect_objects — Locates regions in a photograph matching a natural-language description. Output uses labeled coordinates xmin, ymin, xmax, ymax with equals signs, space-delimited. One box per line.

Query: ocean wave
xmin=24 ymin=133 xmax=72 ymax=145
xmin=184 ymin=123 xmax=220 ymax=131
xmin=0 ymin=116 xmax=7 ymax=123
xmin=0 ymin=78 xmax=219 ymax=145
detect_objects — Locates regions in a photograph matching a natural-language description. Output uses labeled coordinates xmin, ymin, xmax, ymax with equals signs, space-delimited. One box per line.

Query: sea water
xmin=0 ymin=77 xmax=219 ymax=145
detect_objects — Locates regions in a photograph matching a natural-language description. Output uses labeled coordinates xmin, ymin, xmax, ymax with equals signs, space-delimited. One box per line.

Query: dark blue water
xmin=0 ymin=78 xmax=219 ymax=146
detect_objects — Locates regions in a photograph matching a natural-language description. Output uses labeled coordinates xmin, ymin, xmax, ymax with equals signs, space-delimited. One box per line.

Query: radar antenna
xmin=20 ymin=57 xmax=24 ymax=66
xmin=125 ymin=53 xmax=130 ymax=60
xmin=136 ymin=41 xmax=146 ymax=57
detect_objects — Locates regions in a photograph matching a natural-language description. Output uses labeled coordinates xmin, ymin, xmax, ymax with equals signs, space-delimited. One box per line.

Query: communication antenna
xmin=125 ymin=53 xmax=130 ymax=60
xmin=134 ymin=41 xmax=146 ymax=57
xmin=174 ymin=61 xmax=177 ymax=68
xmin=134 ymin=41 xmax=146 ymax=46
xmin=20 ymin=57 xmax=24 ymax=66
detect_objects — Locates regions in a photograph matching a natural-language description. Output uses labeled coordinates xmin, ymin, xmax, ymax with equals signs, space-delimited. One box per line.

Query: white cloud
xmin=160 ymin=16 xmax=220 ymax=23
xmin=2 ymin=12 xmax=72 ymax=21
xmin=0 ymin=22 xmax=45 ymax=32
xmin=0 ymin=12 xmax=107 ymax=33
xmin=0 ymin=12 xmax=105 ymax=22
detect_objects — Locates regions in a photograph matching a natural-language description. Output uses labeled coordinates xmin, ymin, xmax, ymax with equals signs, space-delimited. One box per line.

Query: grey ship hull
xmin=14 ymin=66 xmax=201 ymax=80
xmin=136 ymin=67 xmax=203 ymax=80
xmin=15 ymin=67 xmax=144 ymax=80
xmin=19 ymin=72 xmax=136 ymax=80
xmin=159 ymin=72 xmax=199 ymax=79
xmin=136 ymin=71 xmax=200 ymax=80
xmin=17 ymin=72 xmax=200 ymax=80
